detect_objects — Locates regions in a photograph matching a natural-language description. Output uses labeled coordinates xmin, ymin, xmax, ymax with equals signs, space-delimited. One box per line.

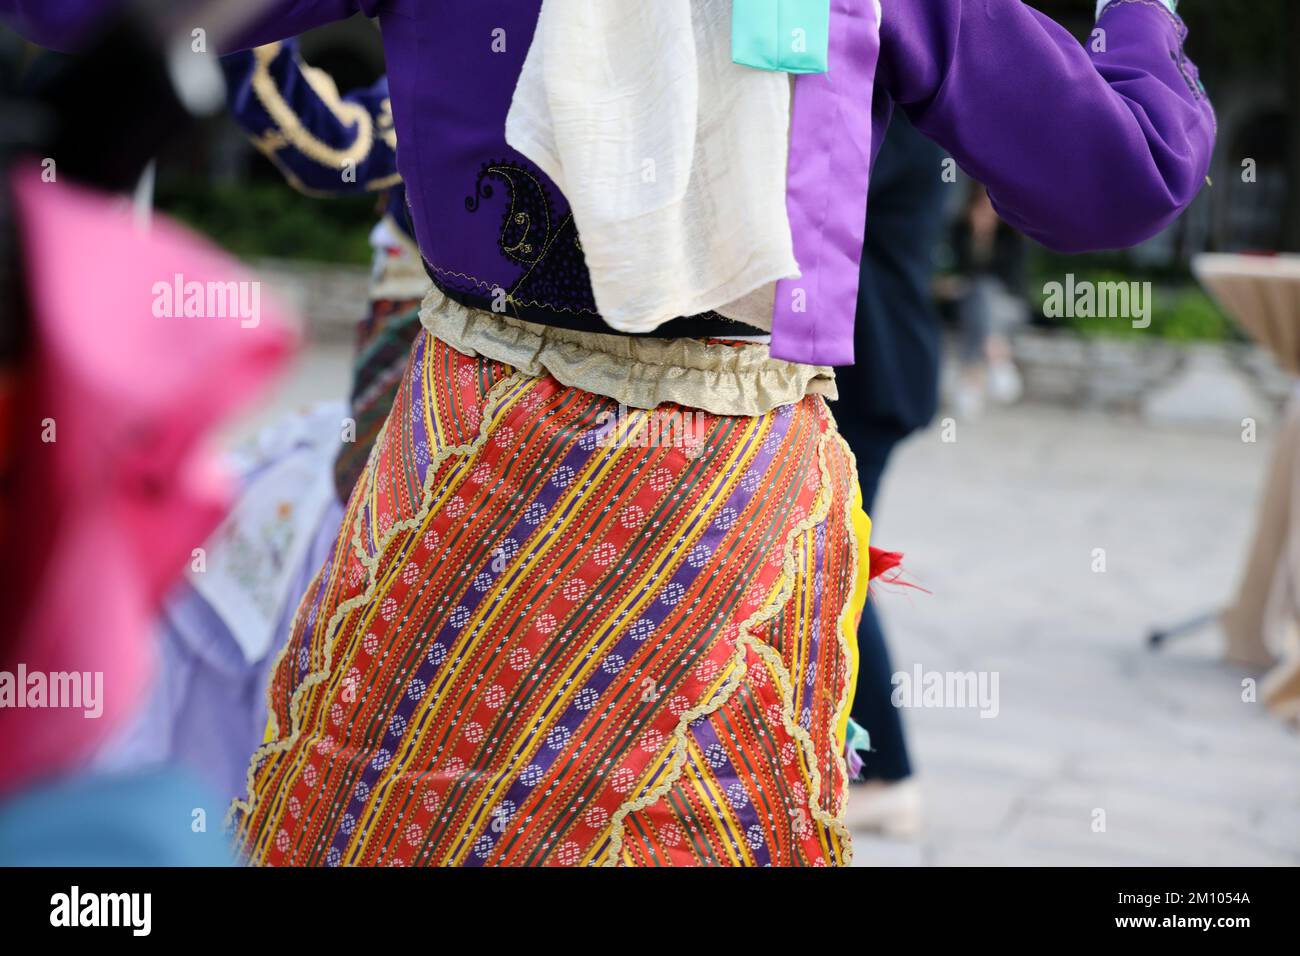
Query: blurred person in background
xmin=835 ymin=111 xmax=948 ymax=837
xmin=4 ymin=0 xmax=1216 ymax=867
xmin=950 ymin=184 xmax=1029 ymax=418
xmin=0 ymin=10 xmax=293 ymax=862
xmin=218 ymin=38 xmax=430 ymax=498
xmin=95 ymin=38 xmax=430 ymax=806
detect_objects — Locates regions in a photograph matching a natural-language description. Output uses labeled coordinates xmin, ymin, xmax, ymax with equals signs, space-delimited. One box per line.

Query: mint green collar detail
xmin=732 ymin=0 xmax=832 ymax=75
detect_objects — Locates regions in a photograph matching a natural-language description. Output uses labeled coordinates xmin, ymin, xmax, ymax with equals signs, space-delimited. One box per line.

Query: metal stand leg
xmin=1147 ymin=611 xmax=1219 ymax=649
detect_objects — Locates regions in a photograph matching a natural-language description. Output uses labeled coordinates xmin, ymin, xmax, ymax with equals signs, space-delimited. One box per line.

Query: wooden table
xmin=1194 ymin=253 xmax=1300 ymax=724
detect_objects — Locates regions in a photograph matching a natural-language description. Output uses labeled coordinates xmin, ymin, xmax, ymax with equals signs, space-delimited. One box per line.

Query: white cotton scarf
xmin=505 ymin=0 xmax=799 ymax=334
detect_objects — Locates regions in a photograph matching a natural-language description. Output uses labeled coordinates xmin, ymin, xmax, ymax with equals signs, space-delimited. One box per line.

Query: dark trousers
xmin=839 ymin=420 xmax=913 ymax=783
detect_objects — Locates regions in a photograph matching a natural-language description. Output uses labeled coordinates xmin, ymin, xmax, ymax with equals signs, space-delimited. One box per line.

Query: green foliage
xmin=155 ymin=178 xmax=376 ymax=265
xmin=1147 ymin=288 xmax=1236 ymax=343
xmin=1032 ymin=269 xmax=1236 ymax=341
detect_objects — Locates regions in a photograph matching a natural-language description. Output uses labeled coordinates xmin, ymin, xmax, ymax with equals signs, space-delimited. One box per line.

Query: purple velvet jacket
xmin=4 ymin=0 xmax=1216 ymax=366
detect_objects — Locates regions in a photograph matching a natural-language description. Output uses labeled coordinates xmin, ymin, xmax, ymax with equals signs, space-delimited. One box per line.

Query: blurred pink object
xmin=0 ymin=161 xmax=296 ymax=796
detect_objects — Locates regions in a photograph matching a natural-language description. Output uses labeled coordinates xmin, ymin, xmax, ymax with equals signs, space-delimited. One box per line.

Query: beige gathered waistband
xmin=419 ymin=289 xmax=837 ymax=418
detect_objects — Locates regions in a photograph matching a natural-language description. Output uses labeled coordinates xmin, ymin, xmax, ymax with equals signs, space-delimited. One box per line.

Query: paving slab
xmin=851 ymin=403 xmax=1299 ymax=866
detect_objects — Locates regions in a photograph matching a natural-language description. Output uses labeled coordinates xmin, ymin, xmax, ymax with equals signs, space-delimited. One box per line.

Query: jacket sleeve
xmin=878 ymin=0 xmax=1216 ymax=252
xmin=222 ymin=39 xmax=399 ymax=195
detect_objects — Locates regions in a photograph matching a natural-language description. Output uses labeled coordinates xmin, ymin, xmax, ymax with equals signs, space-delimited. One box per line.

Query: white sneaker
xmin=844 ymin=779 xmax=923 ymax=839
xmin=987 ymin=358 xmax=1023 ymax=405
xmin=953 ymin=380 xmax=985 ymax=421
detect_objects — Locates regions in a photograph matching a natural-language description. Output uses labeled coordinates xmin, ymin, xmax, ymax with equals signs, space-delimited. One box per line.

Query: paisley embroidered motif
xmin=465 ymin=160 xmax=598 ymax=314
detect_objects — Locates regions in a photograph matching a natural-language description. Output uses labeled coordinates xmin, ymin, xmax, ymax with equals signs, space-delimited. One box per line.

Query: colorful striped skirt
xmin=230 ymin=328 xmax=871 ymax=865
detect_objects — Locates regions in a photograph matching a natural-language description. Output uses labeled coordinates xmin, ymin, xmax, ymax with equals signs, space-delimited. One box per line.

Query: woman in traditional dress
xmin=3 ymin=0 xmax=1216 ymax=866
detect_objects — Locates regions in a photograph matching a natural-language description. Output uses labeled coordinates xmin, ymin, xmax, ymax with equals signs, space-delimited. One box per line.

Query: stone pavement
xmin=234 ymin=342 xmax=1300 ymax=866
xmin=850 ymin=403 xmax=1299 ymax=866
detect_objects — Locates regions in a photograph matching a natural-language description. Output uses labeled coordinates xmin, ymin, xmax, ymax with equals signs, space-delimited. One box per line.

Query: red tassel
xmin=867 ymin=547 xmax=929 ymax=593
xmin=867 ymin=547 xmax=903 ymax=581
